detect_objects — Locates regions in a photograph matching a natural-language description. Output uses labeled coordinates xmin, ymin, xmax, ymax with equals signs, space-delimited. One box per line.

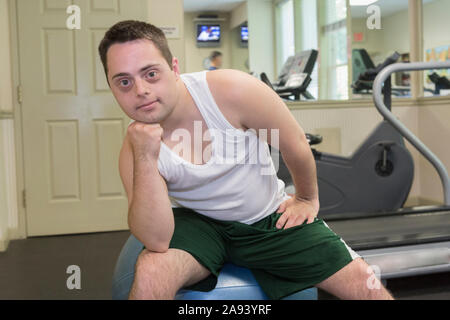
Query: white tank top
xmin=155 ymin=71 xmax=290 ymax=225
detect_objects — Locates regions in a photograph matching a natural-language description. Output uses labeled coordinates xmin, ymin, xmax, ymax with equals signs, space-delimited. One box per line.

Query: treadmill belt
xmin=325 ymin=211 xmax=450 ymax=250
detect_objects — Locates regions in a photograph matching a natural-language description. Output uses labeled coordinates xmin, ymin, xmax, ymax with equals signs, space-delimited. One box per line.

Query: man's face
xmin=213 ymin=56 xmax=223 ymax=67
xmin=106 ymin=39 xmax=180 ymax=124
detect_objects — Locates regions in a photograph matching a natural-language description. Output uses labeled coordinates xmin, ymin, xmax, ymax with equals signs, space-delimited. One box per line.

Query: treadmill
xmin=352 ymin=49 xmax=412 ymax=97
xmin=325 ymin=61 xmax=450 ymax=280
xmin=260 ymin=49 xmax=318 ymax=101
xmin=428 ymin=72 xmax=450 ymax=95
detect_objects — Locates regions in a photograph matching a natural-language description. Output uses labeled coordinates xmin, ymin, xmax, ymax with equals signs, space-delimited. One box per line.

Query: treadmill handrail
xmin=373 ymin=61 xmax=450 ymax=206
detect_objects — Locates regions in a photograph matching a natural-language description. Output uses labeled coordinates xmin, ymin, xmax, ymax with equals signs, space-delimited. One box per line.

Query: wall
xmin=230 ymin=1 xmax=247 ymax=29
xmin=351 ymin=18 xmax=385 ymax=63
xmin=418 ymin=102 xmax=450 ymax=203
xmin=230 ymin=2 xmax=249 ymax=73
xmin=230 ymin=26 xmax=249 ymax=72
xmin=351 ymin=10 xmax=409 ymax=66
xmin=147 ymin=0 xmax=186 ymax=73
xmin=381 ymin=9 xmax=410 ymax=58
xmin=0 ymin=0 xmax=18 ymax=252
xmin=423 ymin=0 xmax=450 ymax=52
xmin=0 ymin=119 xmax=18 ymax=252
xmin=184 ymin=6 xmax=249 ymax=74
xmin=184 ymin=12 xmax=232 ymax=73
xmin=0 ymin=118 xmax=9 ymax=251
xmin=0 ymin=0 xmax=13 ymax=113
xmin=247 ymin=0 xmax=275 ymax=80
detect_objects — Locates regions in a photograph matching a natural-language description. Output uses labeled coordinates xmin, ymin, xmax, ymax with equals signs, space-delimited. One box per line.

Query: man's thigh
xmin=227 ymin=216 xmax=357 ymax=299
xmin=137 ymin=248 xmax=211 ymax=288
xmin=167 ymin=208 xmax=228 ymax=291
xmin=315 ymin=257 xmax=394 ymax=300
xmin=131 ymin=247 xmax=211 ymax=299
xmin=230 ymin=217 xmax=355 ymax=271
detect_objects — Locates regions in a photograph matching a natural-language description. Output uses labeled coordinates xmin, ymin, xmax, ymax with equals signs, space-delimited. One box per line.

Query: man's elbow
xmin=146 ymin=241 xmax=170 ymax=253
xmin=127 ymin=219 xmax=172 ymax=254
xmin=281 ymin=139 xmax=314 ymax=163
xmin=129 ymin=226 xmax=171 ymax=253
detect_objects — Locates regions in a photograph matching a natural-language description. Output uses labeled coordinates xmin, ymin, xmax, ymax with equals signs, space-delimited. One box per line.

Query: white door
xmin=17 ymin=0 xmax=147 ymax=236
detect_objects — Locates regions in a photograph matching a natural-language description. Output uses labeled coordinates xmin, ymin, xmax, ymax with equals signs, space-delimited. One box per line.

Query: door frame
xmin=8 ymin=0 xmax=28 ymax=239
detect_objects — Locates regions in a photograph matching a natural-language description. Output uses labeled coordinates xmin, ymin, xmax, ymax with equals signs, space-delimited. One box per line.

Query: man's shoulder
xmin=206 ymin=69 xmax=250 ymax=83
xmin=205 ymin=69 xmax=256 ymax=130
xmin=206 ymin=69 xmax=258 ymax=104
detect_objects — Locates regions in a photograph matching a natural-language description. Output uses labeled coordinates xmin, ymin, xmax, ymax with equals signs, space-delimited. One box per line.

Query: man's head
xmin=209 ymin=51 xmax=223 ymax=68
xmin=99 ymin=20 xmax=173 ymax=80
xmin=98 ymin=20 xmax=181 ymax=124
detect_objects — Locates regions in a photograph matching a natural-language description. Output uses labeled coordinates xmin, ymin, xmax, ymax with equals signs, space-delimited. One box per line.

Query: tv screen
xmin=196 ymin=24 xmax=221 ymax=47
xmin=240 ymin=26 xmax=248 ymax=43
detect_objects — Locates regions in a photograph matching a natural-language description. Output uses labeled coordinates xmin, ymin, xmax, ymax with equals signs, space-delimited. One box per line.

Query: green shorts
xmin=163 ymin=207 xmax=358 ymax=300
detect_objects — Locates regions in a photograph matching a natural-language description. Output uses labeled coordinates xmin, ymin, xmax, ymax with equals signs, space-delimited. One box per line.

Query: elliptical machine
xmin=271 ymin=52 xmax=415 ymax=218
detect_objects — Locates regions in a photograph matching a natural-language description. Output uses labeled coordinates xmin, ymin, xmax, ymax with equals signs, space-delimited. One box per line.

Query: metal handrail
xmin=373 ymin=61 xmax=450 ymax=206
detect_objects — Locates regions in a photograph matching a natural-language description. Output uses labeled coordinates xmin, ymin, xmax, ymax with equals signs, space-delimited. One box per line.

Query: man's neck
xmin=160 ymin=79 xmax=195 ymax=140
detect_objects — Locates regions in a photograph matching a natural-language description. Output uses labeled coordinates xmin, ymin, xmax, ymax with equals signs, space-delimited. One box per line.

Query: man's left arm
xmin=209 ymin=70 xmax=320 ymax=229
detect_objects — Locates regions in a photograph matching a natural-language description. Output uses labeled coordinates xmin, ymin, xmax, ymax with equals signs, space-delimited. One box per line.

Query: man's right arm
xmin=119 ymin=130 xmax=174 ymax=253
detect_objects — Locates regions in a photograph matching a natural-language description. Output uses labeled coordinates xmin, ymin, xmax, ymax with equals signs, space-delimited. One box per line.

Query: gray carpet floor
xmin=0 ymin=231 xmax=449 ymax=300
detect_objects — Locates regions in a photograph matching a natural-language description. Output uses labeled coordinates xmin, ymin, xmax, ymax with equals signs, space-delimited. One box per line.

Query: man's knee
xmin=316 ymin=258 xmax=394 ymax=300
xmin=131 ymin=249 xmax=179 ymax=298
xmin=134 ymin=249 xmax=175 ymax=284
xmin=135 ymin=249 xmax=158 ymax=275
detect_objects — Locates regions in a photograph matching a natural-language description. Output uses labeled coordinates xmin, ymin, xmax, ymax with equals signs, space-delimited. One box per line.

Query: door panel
xmin=17 ymin=0 xmax=147 ymax=236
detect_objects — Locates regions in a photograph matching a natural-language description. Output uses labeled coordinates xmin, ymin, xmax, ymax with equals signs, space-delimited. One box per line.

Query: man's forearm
xmin=129 ymin=158 xmax=174 ymax=252
xmin=281 ymin=142 xmax=319 ymax=204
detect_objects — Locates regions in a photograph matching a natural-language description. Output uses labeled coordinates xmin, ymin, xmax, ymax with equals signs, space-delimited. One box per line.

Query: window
xmin=422 ymin=0 xmax=450 ymax=97
xmin=350 ymin=0 xmax=411 ymax=99
xmin=318 ymin=0 xmax=349 ymax=100
xmin=298 ymin=0 xmax=319 ymax=99
xmin=276 ymin=0 xmax=295 ymax=76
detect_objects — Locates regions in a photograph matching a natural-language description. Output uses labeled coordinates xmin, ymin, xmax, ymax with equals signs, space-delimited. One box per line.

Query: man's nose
xmin=134 ymin=77 xmax=150 ymax=96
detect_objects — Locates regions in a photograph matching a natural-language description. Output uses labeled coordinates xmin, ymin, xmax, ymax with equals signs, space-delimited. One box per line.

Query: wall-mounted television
xmin=196 ymin=24 xmax=221 ymax=47
xmin=240 ymin=25 xmax=248 ymax=47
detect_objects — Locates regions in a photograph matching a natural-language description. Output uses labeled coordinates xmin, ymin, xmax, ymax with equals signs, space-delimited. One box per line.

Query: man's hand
xmin=127 ymin=121 xmax=163 ymax=162
xmin=275 ymin=195 xmax=320 ymax=229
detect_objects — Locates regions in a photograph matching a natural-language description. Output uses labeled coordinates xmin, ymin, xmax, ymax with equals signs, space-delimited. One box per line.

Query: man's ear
xmin=172 ymin=57 xmax=180 ymax=76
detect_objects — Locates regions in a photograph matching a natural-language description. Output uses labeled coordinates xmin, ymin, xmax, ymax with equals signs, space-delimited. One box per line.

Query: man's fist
xmin=127 ymin=121 xmax=163 ymax=161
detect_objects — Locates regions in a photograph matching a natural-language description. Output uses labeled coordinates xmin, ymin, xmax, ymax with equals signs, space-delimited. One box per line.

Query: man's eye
xmin=120 ymin=79 xmax=131 ymax=87
xmin=147 ymin=71 xmax=157 ymax=78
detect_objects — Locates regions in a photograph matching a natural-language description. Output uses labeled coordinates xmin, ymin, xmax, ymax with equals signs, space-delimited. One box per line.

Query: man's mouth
xmin=137 ymin=100 xmax=158 ymax=111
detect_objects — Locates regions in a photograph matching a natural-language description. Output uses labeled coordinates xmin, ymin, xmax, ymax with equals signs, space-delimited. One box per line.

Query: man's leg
xmin=315 ymin=257 xmax=394 ymax=300
xmin=129 ymin=248 xmax=211 ymax=300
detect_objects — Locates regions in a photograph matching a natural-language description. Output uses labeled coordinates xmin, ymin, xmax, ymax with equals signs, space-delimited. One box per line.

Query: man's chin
xmin=132 ymin=117 xmax=160 ymax=124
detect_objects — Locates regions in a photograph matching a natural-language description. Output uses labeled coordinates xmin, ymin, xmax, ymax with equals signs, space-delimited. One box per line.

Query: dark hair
xmin=210 ymin=51 xmax=222 ymax=60
xmin=98 ymin=20 xmax=173 ymax=80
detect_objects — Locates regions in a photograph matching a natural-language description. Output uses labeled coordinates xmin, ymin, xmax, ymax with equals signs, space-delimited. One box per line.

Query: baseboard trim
xmin=404 ymin=196 xmax=442 ymax=207
xmin=0 ymin=238 xmax=10 ymax=252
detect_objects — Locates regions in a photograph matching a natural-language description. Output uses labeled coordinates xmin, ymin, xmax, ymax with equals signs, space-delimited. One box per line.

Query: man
xmin=99 ymin=20 xmax=393 ymax=300
xmin=208 ymin=51 xmax=223 ymax=71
